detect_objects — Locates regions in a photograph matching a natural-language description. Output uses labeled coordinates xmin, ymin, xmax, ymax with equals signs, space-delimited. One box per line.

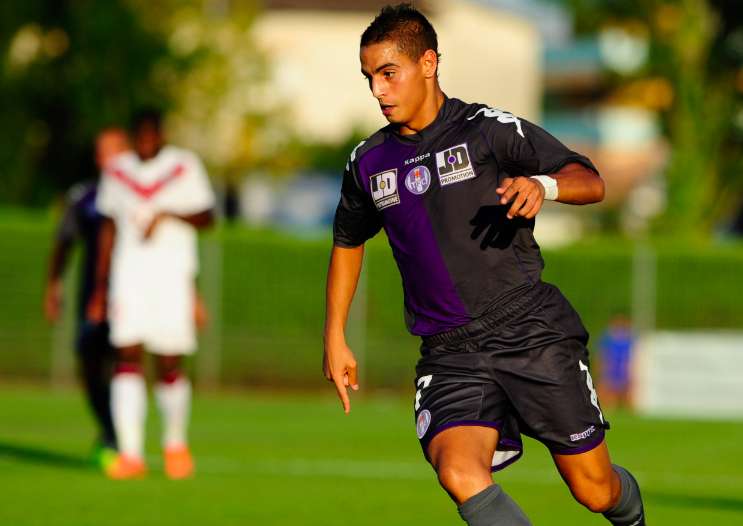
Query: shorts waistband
xmin=421 ymin=282 xmax=551 ymax=348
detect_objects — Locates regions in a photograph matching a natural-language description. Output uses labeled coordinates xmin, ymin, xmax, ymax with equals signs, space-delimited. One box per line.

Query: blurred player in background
xmin=88 ymin=109 xmax=215 ymax=480
xmin=324 ymin=4 xmax=645 ymax=525
xmin=44 ymin=128 xmax=129 ymax=469
xmin=598 ymin=315 xmax=635 ymax=411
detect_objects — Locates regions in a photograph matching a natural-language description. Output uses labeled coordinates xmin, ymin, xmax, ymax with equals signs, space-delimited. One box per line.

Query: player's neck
xmin=138 ymin=145 xmax=164 ymax=162
xmin=399 ymin=88 xmax=445 ymax=136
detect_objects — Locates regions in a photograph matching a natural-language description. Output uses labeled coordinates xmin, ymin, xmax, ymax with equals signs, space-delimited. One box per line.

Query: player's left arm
xmin=496 ymin=163 xmax=604 ymax=220
xmin=143 ymin=152 xmax=216 ymax=239
xmin=485 ymin=112 xmax=604 ymax=219
xmin=143 ymin=208 xmax=214 ymax=239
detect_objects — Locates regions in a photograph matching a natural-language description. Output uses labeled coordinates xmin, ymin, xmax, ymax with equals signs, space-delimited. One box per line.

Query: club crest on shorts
xmin=416 ymin=409 xmax=432 ymax=439
xmin=404 ymin=165 xmax=432 ymax=195
xmin=369 ymin=169 xmax=400 ymax=210
xmin=436 ymin=143 xmax=475 ymax=186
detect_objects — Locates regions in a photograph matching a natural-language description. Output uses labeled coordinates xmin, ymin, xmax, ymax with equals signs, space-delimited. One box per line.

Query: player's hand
xmin=194 ymin=291 xmax=208 ymax=331
xmin=323 ymin=337 xmax=359 ymax=414
xmin=43 ymin=280 xmax=62 ymax=323
xmin=86 ymin=287 xmax=107 ymax=324
xmin=142 ymin=212 xmax=168 ymax=240
xmin=495 ymin=176 xmax=546 ymax=220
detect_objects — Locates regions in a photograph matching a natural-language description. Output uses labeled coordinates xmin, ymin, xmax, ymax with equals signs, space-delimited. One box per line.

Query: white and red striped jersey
xmin=97 ymin=146 xmax=215 ymax=282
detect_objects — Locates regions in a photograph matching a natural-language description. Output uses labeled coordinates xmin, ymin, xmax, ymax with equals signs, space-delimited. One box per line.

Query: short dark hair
xmin=131 ymin=107 xmax=163 ymax=132
xmin=361 ymin=3 xmax=440 ymax=64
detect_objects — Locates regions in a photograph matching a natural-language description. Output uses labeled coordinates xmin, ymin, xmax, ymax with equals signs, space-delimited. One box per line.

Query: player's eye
xmin=383 ymin=70 xmax=395 ymax=79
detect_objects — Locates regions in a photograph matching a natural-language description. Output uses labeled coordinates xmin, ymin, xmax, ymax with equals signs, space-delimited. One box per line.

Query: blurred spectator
xmin=598 ymin=314 xmax=635 ymax=411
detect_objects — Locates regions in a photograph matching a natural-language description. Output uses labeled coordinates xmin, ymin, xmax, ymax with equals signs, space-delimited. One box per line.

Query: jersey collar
xmin=389 ymin=95 xmax=455 ymax=144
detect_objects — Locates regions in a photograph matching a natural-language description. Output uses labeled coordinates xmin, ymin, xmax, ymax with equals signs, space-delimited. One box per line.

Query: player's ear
xmin=421 ymin=49 xmax=438 ymax=79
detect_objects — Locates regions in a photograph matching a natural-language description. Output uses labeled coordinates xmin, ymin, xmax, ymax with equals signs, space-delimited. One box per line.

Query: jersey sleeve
xmin=55 ymin=189 xmax=82 ymax=244
xmin=169 ymin=153 xmax=216 ymax=215
xmin=483 ymin=111 xmax=599 ymax=176
xmin=332 ymin=162 xmax=382 ymax=248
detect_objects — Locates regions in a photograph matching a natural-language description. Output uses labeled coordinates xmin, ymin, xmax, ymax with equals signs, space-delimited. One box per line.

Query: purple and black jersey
xmin=56 ymin=181 xmax=104 ymax=320
xmin=333 ymin=97 xmax=598 ymax=336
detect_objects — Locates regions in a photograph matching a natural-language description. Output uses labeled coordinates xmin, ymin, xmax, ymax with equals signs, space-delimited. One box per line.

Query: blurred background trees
xmin=0 ymin=0 xmax=171 ymax=205
xmin=566 ymin=0 xmax=743 ymax=236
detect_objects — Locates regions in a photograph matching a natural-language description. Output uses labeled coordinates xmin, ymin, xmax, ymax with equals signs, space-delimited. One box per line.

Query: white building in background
xmin=253 ymin=0 xmax=541 ymax=142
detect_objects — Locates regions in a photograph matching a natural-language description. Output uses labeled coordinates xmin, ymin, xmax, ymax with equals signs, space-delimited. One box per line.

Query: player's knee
xmin=571 ymin=478 xmax=615 ymax=513
xmin=156 ymin=356 xmax=182 ymax=382
xmin=436 ymin=462 xmax=490 ymax=499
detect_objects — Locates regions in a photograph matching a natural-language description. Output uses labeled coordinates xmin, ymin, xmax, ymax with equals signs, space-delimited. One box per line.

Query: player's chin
xmin=381 ymin=108 xmax=402 ymax=123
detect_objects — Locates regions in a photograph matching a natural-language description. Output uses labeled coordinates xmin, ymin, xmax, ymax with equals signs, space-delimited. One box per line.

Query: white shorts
xmin=108 ymin=267 xmax=196 ymax=355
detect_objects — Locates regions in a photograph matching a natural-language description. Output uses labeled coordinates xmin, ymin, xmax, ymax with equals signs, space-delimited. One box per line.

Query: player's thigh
xmin=116 ymin=343 xmax=144 ymax=363
xmin=428 ymin=425 xmax=499 ymax=472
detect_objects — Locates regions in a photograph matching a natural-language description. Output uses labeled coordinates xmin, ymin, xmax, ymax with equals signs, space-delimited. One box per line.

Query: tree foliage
xmin=567 ymin=0 xmax=743 ymax=235
xmin=0 ymin=0 xmax=173 ymax=205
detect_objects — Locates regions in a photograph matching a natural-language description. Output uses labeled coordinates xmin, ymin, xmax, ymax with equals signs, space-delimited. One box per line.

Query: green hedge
xmin=2 ymin=212 xmax=743 ymax=388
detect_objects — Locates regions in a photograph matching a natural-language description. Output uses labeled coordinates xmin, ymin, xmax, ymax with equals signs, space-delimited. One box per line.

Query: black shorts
xmin=413 ymin=282 xmax=609 ymax=472
xmin=76 ymin=320 xmax=113 ymax=358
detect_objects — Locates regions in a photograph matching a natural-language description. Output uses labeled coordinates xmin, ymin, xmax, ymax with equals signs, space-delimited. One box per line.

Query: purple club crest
xmin=404 ymin=165 xmax=432 ymax=195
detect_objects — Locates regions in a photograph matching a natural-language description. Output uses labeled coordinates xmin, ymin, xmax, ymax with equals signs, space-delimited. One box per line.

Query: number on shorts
xmin=579 ymin=360 xmax=604 ymax=424
xmin=415 ymin=374 xmax=433 ymax=411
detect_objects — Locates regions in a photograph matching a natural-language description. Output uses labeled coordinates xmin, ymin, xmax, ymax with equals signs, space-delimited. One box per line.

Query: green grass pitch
xmin=0 ymin=385 xmax=741 ymax=525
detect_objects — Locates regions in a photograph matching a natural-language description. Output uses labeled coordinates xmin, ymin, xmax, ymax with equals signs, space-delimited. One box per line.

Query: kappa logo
xmin=404 ymin=152 xmax=431 ymax=166
xmin=569 ymin=425 xmax=596 ymax=442
xmin=467 ymin=107 xmax=525 ymax=138
xmin=435 ymin=143 xmax=475 ymax=186
xmin=370 ymin=169 xmax=400 ymax=210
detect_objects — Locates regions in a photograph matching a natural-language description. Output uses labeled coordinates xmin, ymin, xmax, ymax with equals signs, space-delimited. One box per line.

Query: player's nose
xmin=371 ymin=79 xmax=385 ymax=99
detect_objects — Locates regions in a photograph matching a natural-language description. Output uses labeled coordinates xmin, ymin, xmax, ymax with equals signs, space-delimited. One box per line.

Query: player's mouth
xmin=380 ymin=104 xmax=395 ymax=116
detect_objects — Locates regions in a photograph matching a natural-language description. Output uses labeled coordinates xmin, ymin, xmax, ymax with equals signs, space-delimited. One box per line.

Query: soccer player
xmin=324 ymin=5 xmax=646 ymax=525
xmin=88 ymin=109 xmax=215 ymax=480
xmin=44 ymin=128 xmax=129 ymax=468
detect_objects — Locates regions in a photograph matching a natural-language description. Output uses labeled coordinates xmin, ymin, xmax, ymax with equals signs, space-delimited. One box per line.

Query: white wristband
xmin=530 ymin=175 xmax=558 ymax=201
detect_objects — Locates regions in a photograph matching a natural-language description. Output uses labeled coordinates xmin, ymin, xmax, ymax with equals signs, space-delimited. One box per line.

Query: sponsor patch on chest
xmin=369 ymin=169 xmax=400 ymax=210
xmin=435 ymin=143 xmax=475 ymax=186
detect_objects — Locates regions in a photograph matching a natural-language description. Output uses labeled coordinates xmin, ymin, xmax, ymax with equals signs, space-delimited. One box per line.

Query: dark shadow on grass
xmin=0 ymin=440 xmax=91 ymax=471
xmin=647 ymin=491 xmax=743 ymax=513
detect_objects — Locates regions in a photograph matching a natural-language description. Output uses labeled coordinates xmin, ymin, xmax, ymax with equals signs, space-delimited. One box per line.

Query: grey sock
xmin=603 ymin=465 xmax=645 ymax=526
xmin=458 ymin=484 xmax=532 ymax=525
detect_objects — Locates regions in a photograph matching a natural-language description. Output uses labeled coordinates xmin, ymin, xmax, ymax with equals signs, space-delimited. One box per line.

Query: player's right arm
xmin=87 ymin=217 xmax=115 ymax=324
xmin=323 ymin=244 xmax=364 ymax=414
xmin=87 ymin=169 xmax=119 ymax=324
xmin=324 ymin=143 xmax=382 ymax=414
